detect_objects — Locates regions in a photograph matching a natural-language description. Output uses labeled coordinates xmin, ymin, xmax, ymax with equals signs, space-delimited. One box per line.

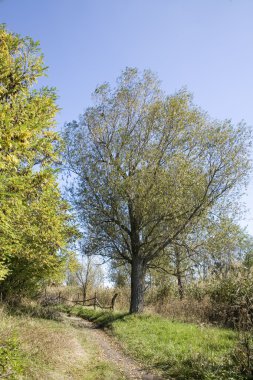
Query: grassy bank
xmin=66 ymin=306 xmax=246 ymax=380
xmin=0 ymin=304 xmax=125 ymax=379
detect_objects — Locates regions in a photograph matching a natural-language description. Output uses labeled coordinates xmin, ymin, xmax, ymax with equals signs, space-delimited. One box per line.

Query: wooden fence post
xmin=58 ymin=291 xmax=61 ymax=303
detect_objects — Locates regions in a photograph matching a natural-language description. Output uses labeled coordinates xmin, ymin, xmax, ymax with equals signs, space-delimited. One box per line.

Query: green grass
xmin=68 ymin=306 xmax=244 ymax=380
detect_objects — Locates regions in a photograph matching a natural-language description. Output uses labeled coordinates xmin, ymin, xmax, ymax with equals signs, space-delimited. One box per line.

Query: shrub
xmin=207 ymin=267 xmax=253 ymax=328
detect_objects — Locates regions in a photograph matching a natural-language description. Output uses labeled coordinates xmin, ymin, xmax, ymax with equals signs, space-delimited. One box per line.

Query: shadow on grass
xmin=74 ymin=307 xmax=129 ymax=328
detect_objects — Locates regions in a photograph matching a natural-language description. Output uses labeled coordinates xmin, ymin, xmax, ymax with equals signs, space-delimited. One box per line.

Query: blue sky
xmin=1 ymin=0 xmax=253 ymax=233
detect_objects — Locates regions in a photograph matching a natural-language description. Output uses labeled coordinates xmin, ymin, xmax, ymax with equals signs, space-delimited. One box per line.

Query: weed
xmin=0 ymin=336 xmax=24 ymax=379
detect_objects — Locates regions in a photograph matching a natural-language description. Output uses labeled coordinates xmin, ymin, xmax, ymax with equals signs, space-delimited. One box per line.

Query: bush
xmin=149 ymin=266 xmax=253 ymax=329
xmin=207 ymin=267 xmax=253 ymax=329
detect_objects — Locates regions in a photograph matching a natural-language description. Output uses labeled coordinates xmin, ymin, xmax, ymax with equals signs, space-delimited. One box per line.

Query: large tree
xmin=0 ymin=26 xmax=76 ymax=297
xmin=64 ymin=68 xmax=251 ymax=313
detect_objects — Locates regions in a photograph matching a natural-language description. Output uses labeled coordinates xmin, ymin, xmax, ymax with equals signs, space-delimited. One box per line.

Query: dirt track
xmin=62 ymin=314 xmax=163 ymax=380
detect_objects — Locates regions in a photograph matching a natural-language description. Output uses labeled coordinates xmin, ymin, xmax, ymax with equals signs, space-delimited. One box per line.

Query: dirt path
xmin=62 ymin=314 xmax=163 ymax=380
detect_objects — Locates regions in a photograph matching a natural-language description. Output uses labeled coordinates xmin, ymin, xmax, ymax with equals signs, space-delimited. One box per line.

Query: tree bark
xmin=82 ymin=285 xmax=87 ymax=305
xmin=174 ymin=245 xmax=184 ymax=300
xmin=177 ymin=273 xmax=184 ymax=300
xmin=130 ymin=256 xmax=146 ymax=313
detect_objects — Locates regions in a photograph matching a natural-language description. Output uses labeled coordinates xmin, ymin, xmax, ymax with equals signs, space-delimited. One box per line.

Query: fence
xmin=42 ymin=291 xmax=118 ymax=311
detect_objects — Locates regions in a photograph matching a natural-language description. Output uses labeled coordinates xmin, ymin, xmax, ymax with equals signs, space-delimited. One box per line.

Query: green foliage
xmin=0 ymin=26 xmax=77 ymax=296
xmin=110 ymin=261 xmax=130 ymax=288
xmin=204 ymin=266 xmax=253 ymax=329
xmin=232 ymin=331 xmax=253 ymax=378
xmin=63 ymin=67 xmax=252 ymax=312
xmin=243 ymin=235 xmax=253 ymax=270
xmin=0 ymin=336 xmax=24 ymax=379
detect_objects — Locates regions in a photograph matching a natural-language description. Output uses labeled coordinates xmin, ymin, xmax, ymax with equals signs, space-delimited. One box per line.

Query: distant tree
xmin=75 ymin=250 xmax=104 ymax=301
xmin=191 ymin=218 xmax=251 ymax=279
xmin=150 ymin=217 xmax=250 ymax=298
xmin=72 ymin=239 xmax=104 ymax=300
xmin=242 ymin=234 xmax=253 ymax=270
xmin=0 ymin=26 xmax=76 ymax=297
xmin=64 ymin=67 xmax=251 ymax=313
xmin=110 ymin=260 xmax=131 ymax=288
xmin=76 ymin=256 xmax=92 ymax=302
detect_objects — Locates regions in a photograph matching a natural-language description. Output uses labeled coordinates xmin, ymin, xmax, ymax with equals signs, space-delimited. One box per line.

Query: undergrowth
xmin=0 ymin=336 xmax=24 ymax=379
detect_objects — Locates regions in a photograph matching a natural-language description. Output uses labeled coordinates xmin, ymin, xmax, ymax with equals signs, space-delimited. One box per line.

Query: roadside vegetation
xmin=60 ymin=305 xmax=249 ymax=380
xmin=0 ymin=303 xmax=125 ymax=379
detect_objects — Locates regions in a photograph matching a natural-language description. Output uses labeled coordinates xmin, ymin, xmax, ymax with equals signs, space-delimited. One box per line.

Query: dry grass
xmin=44 ymin=285 xmax=130 ymax=311
xmin=19 ymin=319 xmax=86 ymax=378
xmin=151 ymin=296 xmax=212 ymax=324
xmin=44 ymin=286 xmax=215 ymax=323
xmin=45 ymin=285 xmax=243 ymax=328
xmin=0 ymin=303 xmax=125 ymax=379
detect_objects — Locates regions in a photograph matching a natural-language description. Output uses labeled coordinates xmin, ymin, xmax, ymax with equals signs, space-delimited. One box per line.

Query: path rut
xmin=62 ymin=314 xmax=163 ymax=380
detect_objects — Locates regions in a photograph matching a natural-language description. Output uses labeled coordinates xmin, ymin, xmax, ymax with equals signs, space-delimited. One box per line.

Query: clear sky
xmin=1 ymin=0 xmax=253 ymax=233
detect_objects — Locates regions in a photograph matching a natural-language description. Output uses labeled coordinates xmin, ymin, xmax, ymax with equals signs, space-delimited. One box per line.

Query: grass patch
xmin=0 ymin=335 xmax=24 ymax=379
xmin=73 ymin=306 xmax=128 ymax=327
xmin=70 ymin=307 xmax=245 ymax=380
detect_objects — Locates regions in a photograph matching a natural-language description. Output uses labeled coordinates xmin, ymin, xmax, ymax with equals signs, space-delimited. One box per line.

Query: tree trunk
xmin=174 ymin=245 xmax=184 ymax=300
xmin=130 ymin=256 xmax=146 ymax=313
xmin=82 ymin=285 xmax=87 ymax=305
xmin=177 ymin=273 xmax=184 ymax=300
